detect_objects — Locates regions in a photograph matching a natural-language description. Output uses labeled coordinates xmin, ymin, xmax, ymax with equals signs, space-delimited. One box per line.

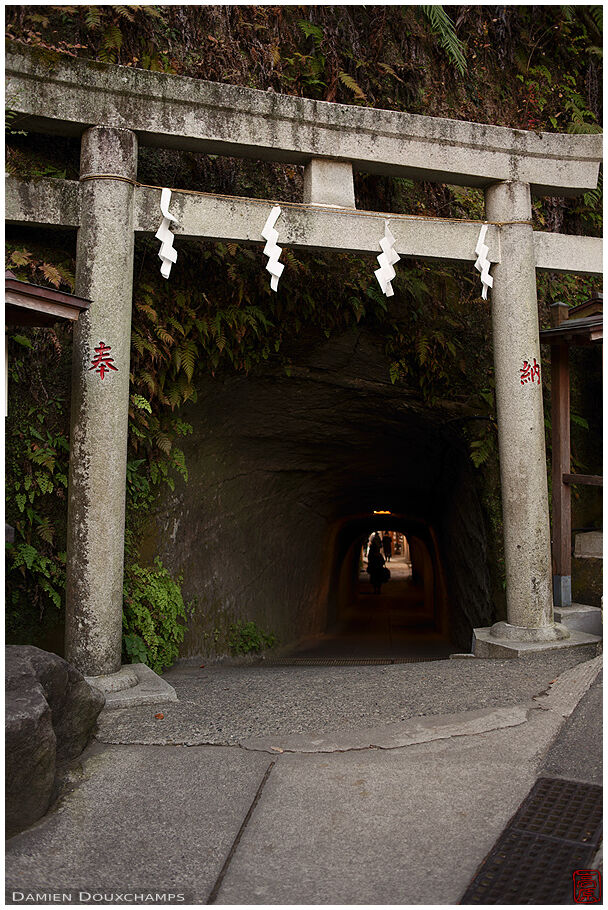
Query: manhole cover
xmin=461 ymin=778 xmax=603 ymax=904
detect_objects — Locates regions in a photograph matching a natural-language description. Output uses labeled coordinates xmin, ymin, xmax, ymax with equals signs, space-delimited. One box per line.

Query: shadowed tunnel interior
xmin=302 ymin=517 xmax=454 ymax=659
xmin=153 ymin=328 xmax=496 ymax=658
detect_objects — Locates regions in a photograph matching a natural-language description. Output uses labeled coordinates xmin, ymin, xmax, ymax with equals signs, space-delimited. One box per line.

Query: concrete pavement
xmin=540 ymin=669 xmax=603 ymax=785
xmin=6 ymin=652 xmax=602 ymax=905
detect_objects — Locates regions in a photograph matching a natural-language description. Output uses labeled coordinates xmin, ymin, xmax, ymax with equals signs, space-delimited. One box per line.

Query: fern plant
xmin=421 ymin=6 xmax=467 ymax=76
xmin=123 ymin=557 xmax=192 ymax=673
xmin=338 ymin=71 xmax=367 ymax=102
xmin=583 ymin=168 xmax=602 ymax=214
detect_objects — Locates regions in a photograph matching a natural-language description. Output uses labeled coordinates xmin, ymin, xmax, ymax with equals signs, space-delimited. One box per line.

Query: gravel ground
xmin=95 ymin=649 xmax=596 ymax=746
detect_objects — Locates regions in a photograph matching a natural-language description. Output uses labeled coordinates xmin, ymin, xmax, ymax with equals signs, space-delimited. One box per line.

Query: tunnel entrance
xmin=159 ymin=325 xmax=497 ymax=661
xmin=284 ymin=514 xmax=456 ymax=660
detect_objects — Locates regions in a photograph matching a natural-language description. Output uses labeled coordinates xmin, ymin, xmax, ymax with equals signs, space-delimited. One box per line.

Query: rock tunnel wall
xmin=148 ymin=326 xmax=494 ymax=657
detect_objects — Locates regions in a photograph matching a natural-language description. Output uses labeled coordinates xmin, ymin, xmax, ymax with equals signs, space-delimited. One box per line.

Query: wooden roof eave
xmin=540 ymin=316 xmax=603 ymax=346
xmin=5 ymin=272 xmax=91 ymax=327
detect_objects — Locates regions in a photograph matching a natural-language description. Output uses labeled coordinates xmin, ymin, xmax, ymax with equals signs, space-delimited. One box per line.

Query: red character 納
xmin=520 ymin=357 xmax=540 ymax=386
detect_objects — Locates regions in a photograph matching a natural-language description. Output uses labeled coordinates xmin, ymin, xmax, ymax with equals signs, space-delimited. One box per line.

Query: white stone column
xmin=303 ymin=159 xmax=356 ymax=208
xmin=65 ymin=127 xmax=137 ymax=676
xmin=484 ymin=181 xmax=567 ymax=642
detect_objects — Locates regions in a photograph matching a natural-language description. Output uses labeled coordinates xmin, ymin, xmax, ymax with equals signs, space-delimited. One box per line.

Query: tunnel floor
xmin=283 ymin=556 xmax=455 ymax=661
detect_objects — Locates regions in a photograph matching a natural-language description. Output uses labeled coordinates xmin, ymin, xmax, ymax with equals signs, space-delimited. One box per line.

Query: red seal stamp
xmin=573 ymin=870 xmax=601 ymax=903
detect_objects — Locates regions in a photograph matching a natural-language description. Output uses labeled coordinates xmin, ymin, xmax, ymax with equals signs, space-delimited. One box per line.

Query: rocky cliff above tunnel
xmin=149 ymin=326 xmax=494 ymax=656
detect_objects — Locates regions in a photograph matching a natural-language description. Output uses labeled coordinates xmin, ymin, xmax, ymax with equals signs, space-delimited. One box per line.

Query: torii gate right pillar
xmin=478 ymin=180 xmax=569 ymax=648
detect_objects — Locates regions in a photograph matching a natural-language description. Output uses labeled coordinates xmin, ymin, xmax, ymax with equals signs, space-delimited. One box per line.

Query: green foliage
xmin=5 ymin=239 xmax=76 ymax=645
xmin=122 ymin=557 xmax=192 ymax=673
xmin=517 ymin=66 xmax=602 ymax=134
xmin=338 ymin=71 xmax=367 ymax=102
xmin=578 ymin=169 xmax=603 ymax=233
xmin=462 ymin=389 xmax=499 ymax=469
xmin=6 ymin=106 xmax=27 ymax=137
xmin=5 ymin=337 xmax=71 ymax=636
xmin=297 ymin=20 xmax=324 ymax=45
xmin=227 ymin=620 xmax=277 ymax=656
xmin=469 ymin=434 xmax=495 ymax=469
xmin=421 ymin=6 xmax=467 ymax=76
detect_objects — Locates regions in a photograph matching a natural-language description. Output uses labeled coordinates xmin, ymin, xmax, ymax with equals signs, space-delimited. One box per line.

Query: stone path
xmin=95 ymin=649 xmax=596 ymax=746
xmin=6 ymin=653 xmax=602 ymax=905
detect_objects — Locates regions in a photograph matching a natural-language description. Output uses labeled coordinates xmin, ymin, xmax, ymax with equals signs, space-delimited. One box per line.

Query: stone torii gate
xmin=6 ymin=47 xmax=602 ymax=685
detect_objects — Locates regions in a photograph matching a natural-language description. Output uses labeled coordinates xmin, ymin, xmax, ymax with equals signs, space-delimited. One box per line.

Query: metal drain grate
xmin=515 ymin=777 xmax=602 ymax=845
xmin=265 ymin=656 xmax=448 ymax=666
xmin=461 ymin=778 xmax=603 ymax=904
xmin=461 ymin=830 xmax=597 ymax=905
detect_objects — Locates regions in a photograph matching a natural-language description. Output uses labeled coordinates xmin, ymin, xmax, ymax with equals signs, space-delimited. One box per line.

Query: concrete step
xmin=574 ymin=530 xmax=603 ymax=559
xmin=473 ymin=627 xmax=602 ymax=659
xmin=572 ymin=531 xmax=603 ymax=608
xmin=554 ymin=603 xmax=603 ymax=637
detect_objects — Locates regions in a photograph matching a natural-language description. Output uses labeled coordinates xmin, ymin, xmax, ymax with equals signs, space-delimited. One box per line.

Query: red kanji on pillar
xmin=89 ymin=341 xmax=118 ymax=379
xmin=520 ymin=357 xmax=541 ymax=386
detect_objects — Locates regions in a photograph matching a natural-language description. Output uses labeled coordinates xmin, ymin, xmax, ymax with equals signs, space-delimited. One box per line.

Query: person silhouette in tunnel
xmin=382 ymin=532 xmax=392 ymax=562
xmin=365 ymin=531 xmax=382 ymax=557
xmin=366 ymin=537 xmax=386 ymax=595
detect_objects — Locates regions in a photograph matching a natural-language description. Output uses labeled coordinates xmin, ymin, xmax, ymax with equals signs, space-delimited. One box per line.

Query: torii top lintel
xmin=6 ymin=45 xmax=601 ymax=197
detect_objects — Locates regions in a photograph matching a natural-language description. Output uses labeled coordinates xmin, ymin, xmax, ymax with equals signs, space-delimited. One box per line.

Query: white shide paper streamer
xmin=474 ymin=223 xmax=493 ymax=300
xmin=155 ymin=188 xmax=178 ymax=279
xmin=374 ymin=220 xmax=400 ymax=297
xmin=261 ymin=205 xmax=285 ymax=292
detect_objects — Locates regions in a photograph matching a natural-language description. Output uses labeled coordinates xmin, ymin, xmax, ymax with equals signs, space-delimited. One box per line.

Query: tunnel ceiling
xmin=188 ymin=326 xmax=466 ymax=525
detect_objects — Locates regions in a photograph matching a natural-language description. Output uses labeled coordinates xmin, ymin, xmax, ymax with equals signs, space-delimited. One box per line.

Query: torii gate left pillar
xmin=65 ymin=127 xmax=137 ymax=678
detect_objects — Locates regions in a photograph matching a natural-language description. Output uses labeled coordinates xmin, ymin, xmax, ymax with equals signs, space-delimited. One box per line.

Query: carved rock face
xmin=151 ymin=326 xmax=493 ymax=657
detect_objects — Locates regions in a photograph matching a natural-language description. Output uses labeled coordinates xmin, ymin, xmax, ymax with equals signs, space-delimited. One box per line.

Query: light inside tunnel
xmin=309 ymin=515 xmax=457 ymax=660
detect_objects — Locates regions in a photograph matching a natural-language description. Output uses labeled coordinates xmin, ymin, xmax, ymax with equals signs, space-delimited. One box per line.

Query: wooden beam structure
xmin=5 ymin=271 xmax=90 ymax=326
xmin=563 ymin=474 xmax=603 ymax=487
xmin=541 ymin=297 xmax=603 ymax=607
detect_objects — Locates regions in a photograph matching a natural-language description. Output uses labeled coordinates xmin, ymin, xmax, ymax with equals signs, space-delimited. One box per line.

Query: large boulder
xmin=5 ymin=645 xmax=105 ymax=837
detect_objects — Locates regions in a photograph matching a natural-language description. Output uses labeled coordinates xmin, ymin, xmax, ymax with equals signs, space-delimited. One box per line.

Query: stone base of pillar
xmin=489 ymin=621 xmax=570 ymax=642
xmin=473 ymin=625 xmax=601 ymax=659
xmin=86 ymin=663 xmax=178 ymax=709
xmin=85 ymin=665 xmax=139 ymax=693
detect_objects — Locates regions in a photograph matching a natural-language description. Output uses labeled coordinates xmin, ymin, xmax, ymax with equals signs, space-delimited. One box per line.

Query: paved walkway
xmin=6 ymin=651 xmax=602 ymax=905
